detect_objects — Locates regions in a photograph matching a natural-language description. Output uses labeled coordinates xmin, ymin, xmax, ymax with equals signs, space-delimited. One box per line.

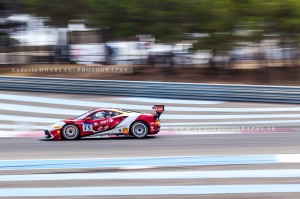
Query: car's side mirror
xmin=85 ymin=117 xmax=92 ymax=122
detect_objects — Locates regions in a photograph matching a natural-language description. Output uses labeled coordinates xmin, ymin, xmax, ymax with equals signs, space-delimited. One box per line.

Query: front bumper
xmin=44 ymin=128 xmax=62 ymax=140
xmin=44 ymin=121 xmax=66 ymax=140
xmin=44 ymin=130 xmax=52 ymax=139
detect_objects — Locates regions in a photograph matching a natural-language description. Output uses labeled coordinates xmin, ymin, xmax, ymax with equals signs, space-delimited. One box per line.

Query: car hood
xmin=62 ymin=119 xmax=80 ymax=123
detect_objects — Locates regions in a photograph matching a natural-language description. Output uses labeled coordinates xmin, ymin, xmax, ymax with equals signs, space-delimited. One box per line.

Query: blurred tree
xmin=15 ymin=0 xmax=300 ymax=51
xmin=191 ymin=0 xmax=237 ymax=68
xmin=19 ymin=0 xmax=90 ymax=26
xmin=84 ymin=0 xmax=197 ymax=41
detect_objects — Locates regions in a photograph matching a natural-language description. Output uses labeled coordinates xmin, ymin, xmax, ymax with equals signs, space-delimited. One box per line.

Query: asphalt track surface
xmin=0 ymin=133 xmax=300 ymax=160
xmin=1 ymin=134 xmax=300 ymax=198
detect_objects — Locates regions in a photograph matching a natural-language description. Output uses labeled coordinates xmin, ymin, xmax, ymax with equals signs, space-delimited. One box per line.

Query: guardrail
xmin=0 ymin=76 xmax=299 ymax=103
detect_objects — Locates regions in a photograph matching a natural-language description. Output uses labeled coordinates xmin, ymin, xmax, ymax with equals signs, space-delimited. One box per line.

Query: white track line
xmin=117 ymin=97 xmax=223 ymax=105
xmin=161 ymin=114 xmax=300 ymax=120
xmin=162 ymin=120 xmax=300 ymax=126
xmin=1 ymin=169 xmax=300 ymax=181
xmin=0 ymin=115 xmax=58 ymax=123
xmin=2 ymin=94 xmax=300 ymax=112
xmin=1 ymin=185 xmax=300 ymax=196
xmin=1 ymin=113 xmax=300 ymax=124
xmin=0 ymin=103 xmax=86 ymax=115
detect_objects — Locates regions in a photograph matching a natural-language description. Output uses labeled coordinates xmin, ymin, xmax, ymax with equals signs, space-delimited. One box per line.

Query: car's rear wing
xmin=152 ymin=105 xmax=165 ymax=119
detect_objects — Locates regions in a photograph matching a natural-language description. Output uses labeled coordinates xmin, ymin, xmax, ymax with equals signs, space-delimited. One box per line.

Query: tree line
xmin=16 ymin=0 xmax=299 ymax=39
xmin=8 ymin=0 xmax=300 ymax=65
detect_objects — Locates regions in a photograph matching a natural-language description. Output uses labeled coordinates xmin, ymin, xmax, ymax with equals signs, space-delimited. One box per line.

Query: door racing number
xmin=83 ymin=123 xmax=93 ymax=132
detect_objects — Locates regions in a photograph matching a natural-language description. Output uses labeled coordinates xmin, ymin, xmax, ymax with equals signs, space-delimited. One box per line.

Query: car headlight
xmin=53 ymin=125 xmax=61 ymax=129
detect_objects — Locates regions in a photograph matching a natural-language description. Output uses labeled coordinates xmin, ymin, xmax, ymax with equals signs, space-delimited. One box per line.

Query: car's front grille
xmin=44 ymin=130 xmax=52 ymax=139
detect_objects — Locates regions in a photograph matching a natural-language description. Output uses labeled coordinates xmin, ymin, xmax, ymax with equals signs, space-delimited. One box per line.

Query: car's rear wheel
xmin=62 ymin=124 xmax=80 ymax=140
xmin=130 ymin=121 xmax=149 ymax=139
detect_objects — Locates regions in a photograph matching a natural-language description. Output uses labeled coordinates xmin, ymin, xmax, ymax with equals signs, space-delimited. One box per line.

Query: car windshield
xmin=75 ymin=110 xmax=93 ymax=120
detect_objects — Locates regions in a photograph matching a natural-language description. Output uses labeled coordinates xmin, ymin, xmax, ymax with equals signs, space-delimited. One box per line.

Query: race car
xmin=44 ymin=105 xmax=164 ymax=140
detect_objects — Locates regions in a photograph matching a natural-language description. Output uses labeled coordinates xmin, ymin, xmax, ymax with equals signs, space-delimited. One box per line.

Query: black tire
xmin=130 ymin=121 xmax=149 ymax=139
xmin=61 ymin=124 xmax=80 ymax=140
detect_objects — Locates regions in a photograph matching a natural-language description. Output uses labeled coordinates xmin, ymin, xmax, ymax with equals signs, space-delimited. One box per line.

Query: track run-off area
xmin=1 ymin=91 xmax=300 ymax=198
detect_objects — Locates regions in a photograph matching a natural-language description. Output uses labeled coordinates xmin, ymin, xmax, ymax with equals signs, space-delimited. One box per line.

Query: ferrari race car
xmin=44 ymin=105 xmax=164 ymax=140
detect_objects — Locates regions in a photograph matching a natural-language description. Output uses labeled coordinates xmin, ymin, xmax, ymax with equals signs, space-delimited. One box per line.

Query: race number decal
xmin=83 ymin=123 xmax=93 ymax=132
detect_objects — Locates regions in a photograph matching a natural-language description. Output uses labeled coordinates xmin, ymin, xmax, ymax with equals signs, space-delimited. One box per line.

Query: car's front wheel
xmin=62 ymin=124 xmax=80 ymax=140
xmin=130 ymin=121 xmax=149 ymax=139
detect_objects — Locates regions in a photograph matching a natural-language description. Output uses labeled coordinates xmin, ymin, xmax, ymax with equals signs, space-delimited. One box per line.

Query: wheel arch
xmin=129 ymin=120 xmax=150 ymax=136
xmin=61 ymin=123 xmax=81 ymax=140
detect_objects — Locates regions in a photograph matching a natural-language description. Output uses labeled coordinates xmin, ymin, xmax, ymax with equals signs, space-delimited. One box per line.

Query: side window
xmin=93 ymin=111 xmax=105 ymax=119
xmin=105 ymin=111 xmax=120 ymax=118
xmin=112 ymin=112 xmax=120 ymax=117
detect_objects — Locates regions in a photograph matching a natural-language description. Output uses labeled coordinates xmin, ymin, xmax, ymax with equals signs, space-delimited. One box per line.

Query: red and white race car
xmin=44 ymin=105 xmax=164 ymax=140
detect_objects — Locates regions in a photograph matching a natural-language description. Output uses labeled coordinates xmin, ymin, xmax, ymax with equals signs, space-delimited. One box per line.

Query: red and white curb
xmin=0 ymin=131 xmax=44 ymax=138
